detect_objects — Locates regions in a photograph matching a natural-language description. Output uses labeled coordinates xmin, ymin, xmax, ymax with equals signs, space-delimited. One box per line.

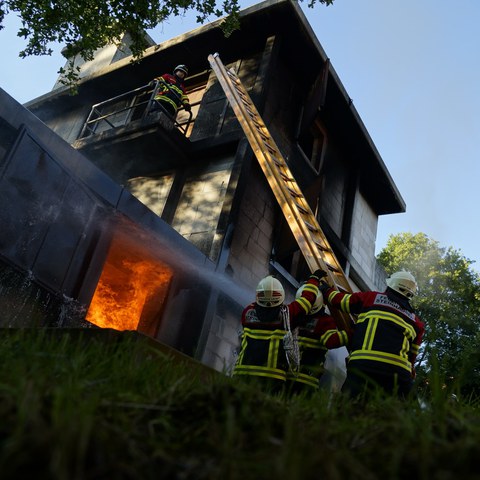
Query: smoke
xmin=190 ymin=266 xmax=254 ymax=309
xmin=119 ymin=218 xmax=255 ymax=308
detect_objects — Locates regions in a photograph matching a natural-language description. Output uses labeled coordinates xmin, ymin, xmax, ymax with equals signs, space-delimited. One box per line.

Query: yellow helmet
xmin=256 ymin=276 xmax=285 ymax=307
xmin=386 ymin=271 xmax=418 ymax=299
xmin=296 ymin=283 xmax=324 ymax=314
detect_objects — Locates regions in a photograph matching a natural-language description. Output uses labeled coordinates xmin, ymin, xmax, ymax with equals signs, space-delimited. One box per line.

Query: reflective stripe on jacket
xmin=325 ymin=288 xmax=424 ymax=374
xmin=153 ymin=74 xmax=189 ymax=112
xmin=287 ymin=313 xmax=350 ymax=388
xmin=233 ymin=328 xmax=289 ymax=381
xmin=233 ymin=277 xmax=320 ymax=382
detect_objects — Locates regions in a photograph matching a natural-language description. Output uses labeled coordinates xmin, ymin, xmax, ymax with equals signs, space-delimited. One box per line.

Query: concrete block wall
xmin=228 ymin=164 xmax=277 ymax=292
xmin=201 ymin=163 xmax=279 ymax=374
xmin=53 ymin=32 xmax=156 ymax=90
xmin=41 ymin=105 xmax=91 ymax=145
xmin=201 ymin=293 xmax=244 ymax=374
xmin=350 ymin=191 xmax=378 ymax=280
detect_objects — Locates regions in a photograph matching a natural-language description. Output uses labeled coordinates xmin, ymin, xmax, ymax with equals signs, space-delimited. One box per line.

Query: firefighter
xmin=318 ymin=270 xmax=425 ymax=401
xmin=150 ymin=64 xmax=191 ymax=117
xmin=233 ymin=270 xmax=326 ymax=393
xmin=286 ymin=283 xmax=350 ymax=394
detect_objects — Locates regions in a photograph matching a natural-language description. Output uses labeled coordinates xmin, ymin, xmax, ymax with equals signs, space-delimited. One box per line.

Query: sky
xmin=1 ymin=0 xmax=479 ymax=273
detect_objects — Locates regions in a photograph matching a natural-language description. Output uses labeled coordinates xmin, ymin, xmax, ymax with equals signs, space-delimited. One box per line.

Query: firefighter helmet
xmin=256 ymin=276 xmax=285 ymax=307
xmin=296 ymin=283 xmax=324 ymax=314
xmin=386 ymin=270 xmax=418 ymax=299
xmin=174 ymin=64 xmax=188 ymax=76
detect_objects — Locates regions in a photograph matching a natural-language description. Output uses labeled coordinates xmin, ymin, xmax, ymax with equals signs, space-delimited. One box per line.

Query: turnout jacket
xmin=290 ymin=311 xmax=350 ymax=389
xmin=233 ymin=277 xmax=320 ymax=382
xmin=324 ymin=287 xmax=424 ymax=378
xmin=153 ymin=73 xmax=190 ymax=113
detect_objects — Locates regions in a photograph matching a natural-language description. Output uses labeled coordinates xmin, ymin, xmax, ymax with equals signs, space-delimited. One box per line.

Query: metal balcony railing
xmin=78 ymin=81 xmax=194 ymax=139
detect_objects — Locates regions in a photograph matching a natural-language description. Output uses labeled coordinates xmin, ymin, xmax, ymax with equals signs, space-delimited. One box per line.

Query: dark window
xmin=272 ymin=222 xmax=311 ymax=282
xmin=298 ymin=119 xmax=327 ymax=173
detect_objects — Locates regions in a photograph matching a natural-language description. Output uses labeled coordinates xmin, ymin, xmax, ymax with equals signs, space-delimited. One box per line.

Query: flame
xmin=86 ymin=232 xmax=173 ymax=333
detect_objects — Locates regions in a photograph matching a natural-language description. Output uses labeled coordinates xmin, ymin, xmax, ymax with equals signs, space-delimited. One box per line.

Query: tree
xmin=377 ymin=232 xmax=480 ymax=396
xmin=0 ymin=0 xmax=334 ymax=89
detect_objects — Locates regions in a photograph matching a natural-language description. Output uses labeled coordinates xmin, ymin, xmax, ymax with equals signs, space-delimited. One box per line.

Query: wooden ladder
xmin=208 ymin=53 xmax=354 ymax=332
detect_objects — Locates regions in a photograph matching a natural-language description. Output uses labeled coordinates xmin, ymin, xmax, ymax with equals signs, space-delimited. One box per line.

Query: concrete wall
xmin=53 ymin=32 xmax=156 ymax=90
xmin=258 ymin=35 xmax=382 ymax=288
xmin=0 ymin=88 xmax=245 ymax=367
xmin=200 ymin=293 xmax=244 ymax=374
xmin=351 ymin=191 xmax=378 ymax=280
xmin=190 ymin=55 xmax=263 ymax=142
xmin=199 ymin=162 xmax=291 ymax=374
xmin=43 ymin=104 xmax=92 ymax=144
xmin=227 ymin=163 xmax=277 ymax=290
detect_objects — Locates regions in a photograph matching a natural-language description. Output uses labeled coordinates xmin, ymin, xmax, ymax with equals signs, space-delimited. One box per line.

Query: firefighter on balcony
xmin=286 ymin=283 xmax=350 ymax=394
xmin=318 ymin=270 xmax=425 ymax=400
xmin=233 ymin=270 xmax=325 ymax=393
xmin=150 ymin=64 xmax=191 ymax=118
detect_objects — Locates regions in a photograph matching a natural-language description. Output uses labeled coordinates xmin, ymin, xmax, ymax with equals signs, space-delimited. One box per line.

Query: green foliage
xmin=377 ymin=232 xmax=480 ymax=395
xmin=1 ymin=0 xmax=334 ymax=91
xmin=1 ymin=329 xmax=480 ymax=479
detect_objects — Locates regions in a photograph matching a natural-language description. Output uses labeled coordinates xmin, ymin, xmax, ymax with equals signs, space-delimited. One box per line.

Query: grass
xmin=0 ymin=329 xmax=479 ymax=480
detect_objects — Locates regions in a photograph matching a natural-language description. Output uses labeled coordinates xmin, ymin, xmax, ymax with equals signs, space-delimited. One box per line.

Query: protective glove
xmin=309 ymin=269 xmax=328 ymax=281
xmin=184 ymin=103 xmax=191 ymax=112
xmin=318 ymin=281 xmax=331 ymax=295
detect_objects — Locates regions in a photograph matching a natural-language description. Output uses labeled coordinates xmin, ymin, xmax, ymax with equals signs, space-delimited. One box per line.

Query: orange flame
xmin=86 ymin=231 xmax=173 ymax=333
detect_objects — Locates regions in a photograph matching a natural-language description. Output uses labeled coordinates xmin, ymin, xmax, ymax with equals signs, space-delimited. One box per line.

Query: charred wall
xmin=253 ymin=32 xmax=385 ymax=288
xmin=0 ymin=87 xmax=246 ymax=367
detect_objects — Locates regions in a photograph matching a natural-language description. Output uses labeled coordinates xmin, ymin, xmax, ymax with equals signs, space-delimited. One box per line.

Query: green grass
xmin=1 ymin=329 xmax=479 ymax=480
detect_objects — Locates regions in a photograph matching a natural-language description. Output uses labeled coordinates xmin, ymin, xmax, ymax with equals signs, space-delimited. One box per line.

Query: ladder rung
xmin=303 ymin=220 xmax=319 ymax=233
xmin=287 ymin=189 xmax=302 ymax=198
xmin=263 ymin=141 xmax=276 ymax=153
xmin=280 ymin=172 xmax=294 ymax=182
xmin=295 ymin=204 xmax=310 ymax=216
xmin=286 ymin=185 xmax=301 ymax=194
xmin=313 ymin=239 xmax=330 ymax=252
xmin=324 ymin=261 xmax=341 ymax=274
xmin=273 ymin=158 xmax=285 ymax=168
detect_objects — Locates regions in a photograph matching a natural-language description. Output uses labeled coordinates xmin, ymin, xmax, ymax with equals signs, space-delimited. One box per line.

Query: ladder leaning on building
xmin=208 ymin=52 xmax=355 ymax=334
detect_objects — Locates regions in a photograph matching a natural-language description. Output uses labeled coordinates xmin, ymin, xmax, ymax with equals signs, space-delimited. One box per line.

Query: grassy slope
xmin=0 ymin=329 xmax=479 ymax=480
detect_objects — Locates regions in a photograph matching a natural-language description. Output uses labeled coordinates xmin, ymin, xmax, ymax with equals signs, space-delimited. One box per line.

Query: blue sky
xmin=1 ymin=0 xmax=479 ymax=272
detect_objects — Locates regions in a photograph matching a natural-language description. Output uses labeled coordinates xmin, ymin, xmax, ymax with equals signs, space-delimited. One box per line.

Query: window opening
xmin=272 ymin=223 xmax=311 ymax=282
xmin=298 ymin=119 xmax=327 ymax=174
xmin=127 ymin=174 xmax=175 ymax=219
xmin=86 ymin=227 xmax=173 ymax=335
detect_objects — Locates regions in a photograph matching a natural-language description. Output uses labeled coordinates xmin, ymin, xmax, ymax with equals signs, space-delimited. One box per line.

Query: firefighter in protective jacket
xmin=319 ymin=270 xmax=424 ymax=399
xmin=287 ymin=283 xmax=350 ymax=393
xmin=150 ymin=64 xmax=191 ymax=117
xmin=233 ymin=270 xmax=325 ymax=392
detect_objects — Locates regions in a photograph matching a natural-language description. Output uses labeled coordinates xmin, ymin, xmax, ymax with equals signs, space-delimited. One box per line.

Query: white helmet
xmin=296 ymin=283 xmax=324 ymax=314
xmin=386 ymin=271 xmax=418 ymax=299
xmin=256 ymin=276 xmax=285 ymax=307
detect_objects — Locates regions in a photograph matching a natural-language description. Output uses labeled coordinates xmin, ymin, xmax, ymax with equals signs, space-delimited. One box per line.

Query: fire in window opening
xmin=86 ymin=230 xmax=173 ymax=335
